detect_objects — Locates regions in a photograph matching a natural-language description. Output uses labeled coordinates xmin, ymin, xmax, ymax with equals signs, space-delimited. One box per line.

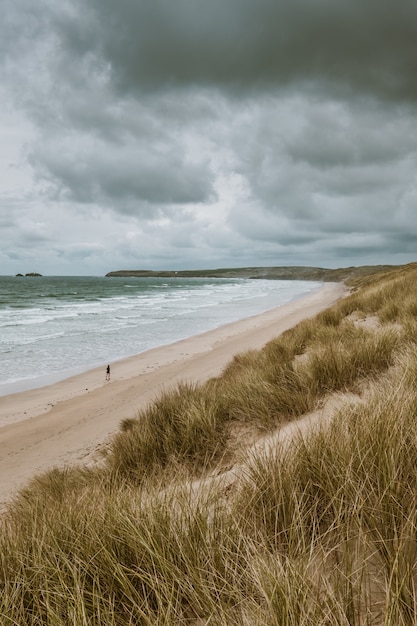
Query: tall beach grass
xmin=2 ymin=262 xmax=417 ymax=624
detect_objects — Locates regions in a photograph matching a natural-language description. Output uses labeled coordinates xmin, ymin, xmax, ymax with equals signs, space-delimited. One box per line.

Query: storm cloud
xmin=1 ymin=0 xmax=416 ymax=274
xmin=50 ymin=0 xmax=417 ymax=98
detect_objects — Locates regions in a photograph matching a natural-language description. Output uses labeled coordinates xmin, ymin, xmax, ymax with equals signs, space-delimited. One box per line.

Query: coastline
xmin=0 ymin=278 xmax=322 ymax=399
xmin=0 ymin=282 xmax=346 ymax=509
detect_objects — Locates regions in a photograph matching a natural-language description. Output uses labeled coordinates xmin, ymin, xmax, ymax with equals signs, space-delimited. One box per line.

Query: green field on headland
xmin=106 ymin=263 xmax=395 ymax=283
xmin=3 ymin=261 xmax=417 ymax=624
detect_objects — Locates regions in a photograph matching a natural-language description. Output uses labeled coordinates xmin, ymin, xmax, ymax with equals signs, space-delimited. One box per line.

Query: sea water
xmin=0 ymin=275 xmax=321 ymax=395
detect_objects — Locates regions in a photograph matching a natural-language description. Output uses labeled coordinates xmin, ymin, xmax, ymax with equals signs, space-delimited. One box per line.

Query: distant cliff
xmin=105 ymin=265 xmax=396 ymax=283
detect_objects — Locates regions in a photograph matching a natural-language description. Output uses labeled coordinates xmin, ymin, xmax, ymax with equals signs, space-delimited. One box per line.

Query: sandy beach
xmin=0 ymin=282 xmax=346 ymax=509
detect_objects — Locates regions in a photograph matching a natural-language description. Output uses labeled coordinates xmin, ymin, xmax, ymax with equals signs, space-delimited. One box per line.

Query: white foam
xmin=0 ymin=277 xmax=321 ymax=392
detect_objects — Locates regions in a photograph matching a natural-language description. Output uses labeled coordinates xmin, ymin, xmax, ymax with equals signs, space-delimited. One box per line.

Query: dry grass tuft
xmin=3 ymin=263 xmax=417 ymax=623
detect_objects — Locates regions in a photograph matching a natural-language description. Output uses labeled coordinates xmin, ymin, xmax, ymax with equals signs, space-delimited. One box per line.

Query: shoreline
xmin=0 ymin=282 xmax=322 ymax=399
xmin=0 ymin=282 xmax=346 ymax=509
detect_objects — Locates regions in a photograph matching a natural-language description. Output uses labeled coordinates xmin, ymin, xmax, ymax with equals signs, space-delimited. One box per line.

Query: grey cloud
xmin=0 ymin=211 xmax=15 ymax=229
xmin=15 ymin=223 xmax=52 ymax=246
xmin=62 ymin=243 xmax=104 ymax=261
xmin=284 ymin=102 xmax=417 ymax=169
xmin=1 ymin=0 xmax=417 ymax=275
xmin=227 ymin=202 xmax=323 ymax=245
xmin=1 ymin=1 xmax=42 ymax=67
xmin=51 ymin=0 xmax=417 ymax=102
xmin=223 ymin=95 xmax=417 ymax=231
xmin=381 ymin=231 xmax=417 ymax=254
xmin=322 ymin=165 xmax=406 ymax=198
xmin=30 ymin=128 xmax=214 ymax=210
xmin=6 ymin=0 xmax=417 ymax=220
xmin=324 ymin=229 xmax=417 ymax=261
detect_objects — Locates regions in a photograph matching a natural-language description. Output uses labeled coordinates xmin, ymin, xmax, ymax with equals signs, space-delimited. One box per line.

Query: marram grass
xmin=2 ymin=263 xmax=417 ymax=624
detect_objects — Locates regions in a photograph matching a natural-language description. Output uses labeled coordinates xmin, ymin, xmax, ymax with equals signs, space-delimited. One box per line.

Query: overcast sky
xmin=1 ymin=0 xmax=417 ymax=276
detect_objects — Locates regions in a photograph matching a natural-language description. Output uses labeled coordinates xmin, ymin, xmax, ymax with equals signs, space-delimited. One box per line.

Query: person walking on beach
xmin=106 ymin=364 xmax=110 ymax=381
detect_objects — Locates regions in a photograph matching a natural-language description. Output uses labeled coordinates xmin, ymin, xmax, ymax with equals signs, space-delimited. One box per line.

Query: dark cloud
xmin=284 ymin=105 xmax=417 ymax=170
xmin=52 ymin=0 xmax=417 ymax=101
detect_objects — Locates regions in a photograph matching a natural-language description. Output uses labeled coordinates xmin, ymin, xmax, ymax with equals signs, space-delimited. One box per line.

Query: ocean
xmin=0 ymin=275 xmax=321 ymax=396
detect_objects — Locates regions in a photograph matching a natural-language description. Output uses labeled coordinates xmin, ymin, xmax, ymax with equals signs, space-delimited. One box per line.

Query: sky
xmin=1 ymin=0 xmax=417 ymax=276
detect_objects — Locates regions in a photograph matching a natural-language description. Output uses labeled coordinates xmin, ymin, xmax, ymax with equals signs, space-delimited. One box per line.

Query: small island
xmin=15 ymin=272 xmax=43 ymax=277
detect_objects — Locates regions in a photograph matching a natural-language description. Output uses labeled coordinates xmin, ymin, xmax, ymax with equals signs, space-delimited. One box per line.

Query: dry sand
xmin=0 ymin=282 xmax=346 ymax=509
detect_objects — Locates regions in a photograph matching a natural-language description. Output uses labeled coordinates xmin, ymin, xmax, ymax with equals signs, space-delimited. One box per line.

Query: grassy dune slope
xmin=2 ymin=261 xmax=417 ymax=624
